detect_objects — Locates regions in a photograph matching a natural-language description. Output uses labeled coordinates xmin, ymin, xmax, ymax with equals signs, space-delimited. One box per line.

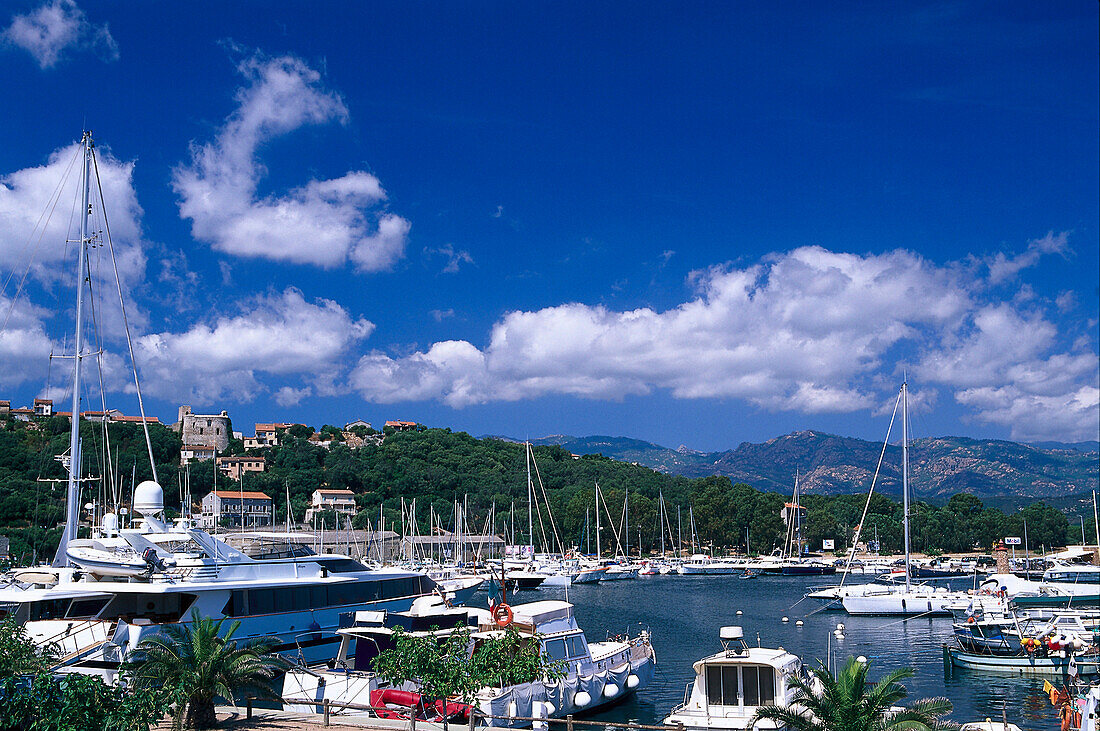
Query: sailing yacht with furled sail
xmin=0 ymin=132 xmax=440 ymax=680
xmin=840 ymin=381 xmax=958 ymax=616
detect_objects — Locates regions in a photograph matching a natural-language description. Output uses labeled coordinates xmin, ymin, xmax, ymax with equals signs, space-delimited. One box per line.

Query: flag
xmin=487 ymin=578 xmax=503 ymax=608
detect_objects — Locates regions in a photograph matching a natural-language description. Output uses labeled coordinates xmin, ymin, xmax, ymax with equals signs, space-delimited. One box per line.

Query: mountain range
xmin=512 ymin=431 xmax=1099 ymax=505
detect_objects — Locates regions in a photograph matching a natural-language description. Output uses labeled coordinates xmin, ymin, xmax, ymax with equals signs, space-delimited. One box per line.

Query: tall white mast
xmin=659 ymin=492 xmax=666 ymax=556
xmin=677 ymin=505 xmax=682 ymax=558
xmin=53 ymin=132 xmax=93 ymax=567
xmin=526 ymin=442 xmax=534 ymax=550
xmin=594 ymin=482 xmax=601 ymax=558
xmin=623 ymin=483 xmax=629 ymax=559
xmin=901 ymin=381 xmax=912 ymax=592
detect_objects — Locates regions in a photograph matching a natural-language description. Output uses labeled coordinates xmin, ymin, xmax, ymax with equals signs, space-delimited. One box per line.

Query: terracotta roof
xmin=216 ymin=456 xmax=266 ymax=463
xmin=317 ymin=489 xmax=354 ymax=495
xmin=385 ymin=420 xmax=418 ymax=427
xmin=34 ymin=398 xmax=52 ymax=404
xmin=113 ymin=415 xmax=161 ymax=424
xmin=209 ymin=490 xmax=272 ymax=501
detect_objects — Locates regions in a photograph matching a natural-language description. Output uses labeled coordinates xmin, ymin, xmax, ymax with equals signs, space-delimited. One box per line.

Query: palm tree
xmin=750 ymin=656 xmax=954 ymax=731
xmin=131 ymin=610 xmax=287 ymax=730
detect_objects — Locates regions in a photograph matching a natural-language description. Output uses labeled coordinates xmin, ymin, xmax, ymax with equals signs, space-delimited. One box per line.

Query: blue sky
xmin=0 ymin=1 xmax=1096 ymax=451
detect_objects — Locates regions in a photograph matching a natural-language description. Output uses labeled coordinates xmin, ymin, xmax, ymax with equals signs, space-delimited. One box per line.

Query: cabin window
xmin=67 ymin=597 xmax=110 ymax=618
xmin=250 ymin=589 xmax=276 ymax=614
xmin=544 ymin=638 xmax=569 ymax=661
xmin=742 ymin=666 xmax=775 ymax=706
xmin=722 ymin=667 xmax=740 ymax=704
xmin=705 ymin=665 xmax=740 ymax=705
xmin=566 ymin=634 xmax=587 ymax=658
xmin=29 ymin=599 xmax=70 ymax=621
xmin=706 ymin=666 xmax=722 ymax=705
xmin=225 ymin=590 xmax=248 ymax=617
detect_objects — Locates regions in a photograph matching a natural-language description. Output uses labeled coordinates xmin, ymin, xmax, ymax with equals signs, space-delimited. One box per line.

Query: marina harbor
xmin=1 ymin=3 xmax=1098 ymax=729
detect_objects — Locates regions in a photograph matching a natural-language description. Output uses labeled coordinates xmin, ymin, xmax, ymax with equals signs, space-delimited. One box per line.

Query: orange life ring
xmin=493 ymin=603 xmax=514 ymax=627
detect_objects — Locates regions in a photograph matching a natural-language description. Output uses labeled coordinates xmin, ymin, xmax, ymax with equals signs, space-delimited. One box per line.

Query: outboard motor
xmin=141 ymin=547 xmax=167 ymax=574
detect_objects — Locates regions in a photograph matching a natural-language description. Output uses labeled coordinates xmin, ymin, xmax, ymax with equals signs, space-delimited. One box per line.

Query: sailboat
xmin=841 ymin=381 xmax=957 ymax=616
xmin=0 ymin=132 xmax=441 ymax=680
xmin=766 ymin=471 xmax=836 ymax=576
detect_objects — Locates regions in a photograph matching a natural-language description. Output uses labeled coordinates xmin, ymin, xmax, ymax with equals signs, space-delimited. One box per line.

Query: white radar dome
xmin=102 ymin=513 xmax=118 ymax=531
xmin=133 ymin=480 xmax=165 ymax=516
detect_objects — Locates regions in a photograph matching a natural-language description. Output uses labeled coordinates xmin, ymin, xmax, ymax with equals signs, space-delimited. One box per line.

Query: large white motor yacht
xmin=0 ymin=481 xmax=442 ymax=681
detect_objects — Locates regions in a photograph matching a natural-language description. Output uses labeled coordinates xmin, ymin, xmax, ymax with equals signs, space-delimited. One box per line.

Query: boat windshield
xmin=706 ymin=663 xmax=775 ymax=707
xmin=543 ymin=633 xmax=588 ymax=661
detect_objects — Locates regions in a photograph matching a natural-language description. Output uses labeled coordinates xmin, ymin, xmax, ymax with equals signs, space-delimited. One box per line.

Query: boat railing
xmin=40 ymin=618 xmax=113 ymax=666
xmin=277 ymin=695 xmax=686 ymax=731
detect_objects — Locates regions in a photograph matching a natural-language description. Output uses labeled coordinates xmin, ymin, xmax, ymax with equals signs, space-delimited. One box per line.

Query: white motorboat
xmin=678 ymin=555 xmax=744 ymax=575
xmin=65 ymin=542 xmax=174 ymax=578
xmin=661 ymin=626 xmax=805 ymax=730
xmin=602 ymin=562 xmax=639 ymax=580
xmin=284 ymin=599 xmax=657 ymax=727
xmin=959 ymin=722 xmax=1022 ymax=731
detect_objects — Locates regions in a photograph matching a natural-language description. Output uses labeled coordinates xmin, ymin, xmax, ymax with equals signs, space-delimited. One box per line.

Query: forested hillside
xmin=0 ymin=417 xmax=1092 ymax=565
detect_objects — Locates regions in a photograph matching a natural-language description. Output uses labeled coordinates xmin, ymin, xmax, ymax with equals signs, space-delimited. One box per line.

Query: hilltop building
xmin=33 ymin=398 xmax=52 ymax=417
xmin=177 ymin=405 xmax=231 ymax=450
xmin=216 ymin=456 xmax=267 ymax=481
xmin=306 ymin=489 xmax=357 ymax=522
xmin=200 ymin=490 xmax=274 ymax=528
xmin=244 ymin=422 xmax=292 ymax=450
xmin=181 ymin=445 xmax=217 ymax=464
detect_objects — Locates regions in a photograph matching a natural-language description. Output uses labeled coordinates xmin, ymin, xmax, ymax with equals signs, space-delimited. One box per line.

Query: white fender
xmin=506 ymin=701 xmax=518 ymax=717
xmin=626 ymin=674 xmax=640 ymax=689
xmin=574 ymin=691 xmax=592 ymax=706
xmin=603 ymin=683 xmax=620 ymax=698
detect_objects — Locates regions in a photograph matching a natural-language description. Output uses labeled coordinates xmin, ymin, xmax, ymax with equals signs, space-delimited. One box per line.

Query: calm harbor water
xmin=530 ymin=574 xmax=1058 ymax=729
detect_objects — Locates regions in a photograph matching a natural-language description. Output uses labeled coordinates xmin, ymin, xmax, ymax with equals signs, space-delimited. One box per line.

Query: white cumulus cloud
xmin=351 ymin=246 xmax=970 ymax=408
xmin=349 ymin=241 xmax=1098 ymax=442
xmin=0 ymin=295 xmax=53 ymax=388
xmin=3 ymin=0 xmax=117 ymax=69
xmin=0 ymin=140 xmax=146 ymax=286
xmin=173 ymin=52 xmax=410 ymax=271
xmin=134 ymin=289 xmax=373 ymax=405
